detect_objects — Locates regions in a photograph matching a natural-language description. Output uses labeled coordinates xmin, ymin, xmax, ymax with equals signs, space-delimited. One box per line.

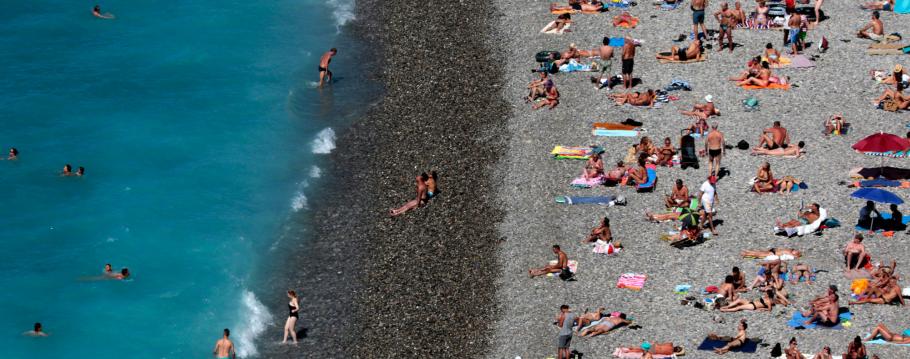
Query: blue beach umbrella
xmin=850 ymin=188 xmax=904 ymax=205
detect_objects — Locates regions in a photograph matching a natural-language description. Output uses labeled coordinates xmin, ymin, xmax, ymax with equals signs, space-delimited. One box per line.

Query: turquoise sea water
xmin=0 ymin=1 xmax=374 ymax=357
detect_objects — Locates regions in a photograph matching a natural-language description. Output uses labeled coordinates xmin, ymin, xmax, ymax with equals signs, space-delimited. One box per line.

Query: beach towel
xmin=593 ymin=122 xmax=640 ymax=130
xmin=854 ymin=211 xmax=910 ymax=231
xmin=657 ymin=54 xmax=706 ymax=64
xmin=572 ymin=175 xmax=605 ymax=188
xmin=617 ymin=273 xmax=646 ymax=290
xmin=551 ymin=145 xmax=602 ymax=160
xmin=867 ymin=43 xmax=910 ymax=55
xmin=897 ymin=0 xmax=910 ymax=14
xmin=770 ymin=55 xmax=815 ymax=69
xmin=613 ymin=17 xmax=639 ymax=28
xmin=559 ymin=59 xmax=592 ymax=72
xmin=751 ymin=179 xmax=807 ymax=193
xmin=609 ymin=37 xmax=626 ymax=47
xmin=787 ymin=309 xmax=852 ymax=329
xmin=593 ymin=129 xmax=641 ymax=137
xmin=540 ymin=21 xmax=572 ymax=34
xmin=696 ymin=338 xmax=759 ymax=353
xmin=611 ymin=348 xmax=679 ymax=358
xmin=636 ymin=166 xmax=657 ymax=191
xmin=775 ymin=207 xmax=827 ymax=236
xmin=660 ymin=0 xmax=683 ymax=10
xmin=864 ymin=336 xmax=910 ymax=346
xmin=854 ymin=166 xmax=910 ymax=180
xmin=545 ymin=260 xmax=577 ymax=278
xmin=556 ymin=195 xmax=618 ymax=205
xmin=740 ymin=83 xmax=791 ymax=90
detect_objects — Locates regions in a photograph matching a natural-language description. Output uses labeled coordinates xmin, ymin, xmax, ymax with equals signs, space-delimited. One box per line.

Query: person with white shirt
xmin=699 ymin=176 xmax=719 ymax=235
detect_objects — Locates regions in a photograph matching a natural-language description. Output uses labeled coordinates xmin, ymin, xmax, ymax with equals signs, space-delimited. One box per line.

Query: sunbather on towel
xmin=619 ymin=342 xmax=681 ymax=356
xmin=844 ymin=234 xmax=869 ymax=272
xmin=551 ymin=0 xmax=607 ymax=13
xmin=680 ymin=95 xmax=721 ymax=121
xmin=752 ymin=141 xmax=805 ymax=157
xmin=627 ymin=157 xmax=650 ymax=186
xmin=655 ymin=39 xmax=702 ymax=61
xmin=583 ymin=152 xmax=605 ymax=179
xmin=862 ymin=0 xmax=894 ymax=12
xmin=871 ymin=86 xmax=906 ymax=106
xmin=801 ymin=285 xmax=840 ymax=326
xmin=721 ymin=286 xmax=775 ymax=312
xmin=871 ymin=64 xmax=906 ymax=85
xmin=665 ymin=179 xmax=690 ymax=208
xmin=583 ymin=217 xmax=613 ymax=244
xmin=741 ymin=248 xmax=802 ymax=260
xmin=857 ymin=11 xmax=884 ymax=41
xmin=578 ymin=313 xmax=631 ymax=337
xmin=529 ymin=244 xmax=568 ymax=278
xmin=533 ymin=82 xmax=560 ymax=110
xmin=606 ymin=161 xmax=628 ymax=182
xmin=738 ymin=61 xmax=774 ymax=87
xmin=824 ymin=115 xmax=845 ymax=136
xmin=790 ymin=263 xmax=816 ymax=284
xmin=864 ymin=324 xmax=910 ymax=343
xmin=576 ymin=307 xmax=606 ymax=328
xmin=526 ymin=72 xmax=551 ymax=102
xmin=729 ymin=57 xmax=762 ymax=81
xmin=708 ymin=319 xmax=748 ymax=354
xmin=753 ymin=161 xmax=774 ymax=192
xmin=609 ymin=90 xmax=656 ymax=107
xmin=613 ymin=12 xmax=637 ymax=27
xmin=845 ymin=336 xmax=868 ymax=359
xmin=851 ymin=261 xmax=904 ymax=305
xmin=656 ymin=137 xmax=677 ymax=166
xmin=764 ymin=43 xmax=782 ymax=65
xmin=542 ymin=13 xmax=573 ymax=34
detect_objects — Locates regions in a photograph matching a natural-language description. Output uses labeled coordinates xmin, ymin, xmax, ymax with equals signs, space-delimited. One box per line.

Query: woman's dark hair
xmin=724 ymin=275 xmax=734 ymax=283
xmin=797 ymin=141 xmax=805 ymax=148
xmin=430 ymin=171 xmax=437 ymax=180
xmin=732 ymin=266 xmax=740 ymax=273
xmin=603 ymin=36 xmax=610 ymax=45
xmin=420 ymin=172 xmax=429 ymax=181
xmin=761 ymin=61 xmax=770 ymax=69
xmin=853 ymin=336 xmax=863 ymax=346
xmin=765 ymin=43 xmax=773 ymax=49
xmin=10 ymin=148 xmax=17 ymax=155
xmin=602 ymin=217 xmax=610 ymax=226
xmin=789 ymin=337 xmax=797 ymax=344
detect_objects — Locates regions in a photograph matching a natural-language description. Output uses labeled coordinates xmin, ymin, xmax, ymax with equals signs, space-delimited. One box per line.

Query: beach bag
xmin=559 ymin=267 xmax=575 ymax=281
xmin=770 ymin=343 xmax=783 ymax=358
xmin=737 ymin=140 xmax=750 ymax=150
xmin=743 ymin=96 xmax=759 ymax=111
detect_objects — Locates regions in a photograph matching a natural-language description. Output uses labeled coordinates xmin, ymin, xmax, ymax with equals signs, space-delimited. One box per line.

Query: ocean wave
xmin=291 ymin=190 xmax=308 ymax=212
xmin=235 ymin=290 xmax=273 ymax=358
xmin=331 ymin=0 xmax=356 ymax=29
xmin=311 ymin=127 xmax=336 ymax=154
xmin=309 ymin=166 xmax=322 ymax=178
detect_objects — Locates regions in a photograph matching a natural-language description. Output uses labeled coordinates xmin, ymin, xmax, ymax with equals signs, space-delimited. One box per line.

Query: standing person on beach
xmin=596 ymin=37 xmax=614 ymax=85
xmin=213 ymin=329 xmax=236 ymax=359
xmin=282 ymin=290 xmax=300 ymax=344
xmin=317 ymin=48 xmax=337 ymax=87
xmin=705 ymin=123 xmax=724 ymax=178
xmin=621 ymin=36 xmax=637 ymax=89
xmin=691 ymin=0 xmax=708 ymax=40
xmin=714 ymin=3 xmax=735 ymax=52
xmin=555 ymin=305 xmax=577 ymax=359
xmin=698 ymin=175 xmax=719 ymax=235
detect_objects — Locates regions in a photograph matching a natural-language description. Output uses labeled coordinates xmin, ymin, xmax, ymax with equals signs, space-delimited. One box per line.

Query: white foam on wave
xmin=331 ymin=0 xmax=356 ymax=29
xmin=235 ymin=290 xmax=273 ymax=358
xmin=291 ymin=190 xmax=308 ymax=212
xmin=311 ymin=127 xmax=336 ymax=154
xmin=309 ymin=166 xmax=322 ymax=178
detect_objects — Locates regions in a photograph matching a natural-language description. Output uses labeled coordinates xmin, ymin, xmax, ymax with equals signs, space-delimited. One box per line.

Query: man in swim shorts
xmin=691 ymin=0 xmax=708 ymax=40
xmin=857 ymin=11 xmax=884 ymax=41
xmin=705 ymin=123 xmax=724 ymax=178
xmin=714 ymin=3 xmax=736 ymax=52
xmin=595 ymin=37 xmax=614 ymax=85
xmin=786 ymin=12 xmax=802 ymax=54
xmin=862 ymin=0 xmax=894 ymax=11
xmin=318 ymin=48 xmax=337 ymax=87
xmin=213 ymin=328 xmax=236 ymax=359
xmin=621 ymin=36 xmax=637 ymax=89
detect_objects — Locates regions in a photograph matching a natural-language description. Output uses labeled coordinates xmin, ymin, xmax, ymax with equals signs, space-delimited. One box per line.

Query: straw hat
xmin=704 ymin=95 xmax=713 ymax=103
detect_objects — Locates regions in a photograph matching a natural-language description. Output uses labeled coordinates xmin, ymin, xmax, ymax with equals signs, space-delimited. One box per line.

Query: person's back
xmin=693 ymin=0 xmax=705 ymax=10
xmin=560 ymin=312 xmax=576 ymax=335
xmin=706 ymin=130 xmax=723 ymax=150
xmin=214 ymin=329 xmax=235 ymax=359
xmin=872 ymin=18 xmax=883 ymax=35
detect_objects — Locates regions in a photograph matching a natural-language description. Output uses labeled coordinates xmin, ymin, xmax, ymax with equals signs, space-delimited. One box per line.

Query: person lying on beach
xmin=729 ymin=57 xmax=762 ymax=81
xmin=720 ymin=286 xmax=774 ymax=312
xmin=844 ymin=336 xmax=867 ymax=359
xmin=751 ymin=141 xmax=805 ymax=157
xmin=763 ymin=43 xmax=782 ymax=65
xmin=533 ymin=82 xmax=560 ymax=110
xmin=92 ymin=5 xmax=115 ymax=19
xmin=757 ymin=121 xmax=790 ymax=149
xmin=802 ymin=285 xmax=839 ymax=326
xmin=578 ymin=313 xmax=632 ymax=337
xmin=655 ymin=39 xmax=702 ymax=61
xmin=529 ymin=245 xmax=568 ymax=278
xmin=864 ymin=324 xmax=910 ymax=343
xmin=575 ymin=307 xmax=606 ymax=328
xmin=738 ymin=61 xmax=774 ymax=87
xmin=665 ymin=179 xmax=690 ymax=209
xmin=680 ymin=95 xmax=720 ymax=120
xmin=550 ymin=0 xmax=608 ymax=13
xmin=583 ymin=217 xmax=612 ymax=244
xmin=741 ymin=248 xmax=802 ymax=260
xmin=850 ymin=276 xmax=903 ymax=305
xmin=542 ymin=13 xmax=573 ymax=34
xmin=857 ymin=11 xmax=884 ymax=41
xmin=608 ymin=90 xmax=655 ymax=107
xmin=527 ymin=72 xmax=551 ymax=102
xmin=844 ymin=234 xmax=868 ymax=271
xmin=390 ymin=173 xmax=429 ymax=216
xmin=583 ymin=151 xmax=604 ymax=179
xmin=824 ymin=115 xmax=845 ymax=136
xmin=709 ymin=319 xmax=747 ymax=354
xmin=605 ymin=161 xmax=628 ymax=182
xmin=871 ymin=64 xmax=906 ymax=86
xmin=613 ymin=12 xmax=636 ymax=27
xmin=619 ymin=342 xmax=682 ymax=356
xmin=862 ymin=0 xmax=894 ymax=11
xmin=790 ymin=263 xmax=815 ymax=284
xmin=753 ymin=161 xmax=774 ymax=192
xmin=656 ymin=137 xmax=676 ymax=166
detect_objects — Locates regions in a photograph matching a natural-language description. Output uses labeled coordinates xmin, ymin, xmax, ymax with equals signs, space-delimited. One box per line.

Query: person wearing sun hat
xmin=679 ymin=94 xmax=720 ymax=121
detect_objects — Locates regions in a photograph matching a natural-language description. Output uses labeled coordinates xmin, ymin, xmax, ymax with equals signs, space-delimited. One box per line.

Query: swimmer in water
xmin=23 ymin=322 xmax=48 ymax=337
xmin=77 ymin=166 xmax=85 ymax=176
xmin=317 ymin=48 xmax=337 ymax=87
xmin=92 ymin=5 xmax=115 ymax=19
xmin=114 ymin=268 xmax=130 ymax=280
xmin=6 ymin=148 xmax=17 ymax=160
xmin=103 ymin=263 xmax=116 ymax=277
xmin=62 ymin=164 xmax=73 ymax=176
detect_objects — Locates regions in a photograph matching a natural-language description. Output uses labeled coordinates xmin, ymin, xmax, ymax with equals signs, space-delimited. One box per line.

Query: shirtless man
xmin=714 ymin=3 xmax=736 ymax=52
xmin=718 ymin=275 xmax=740 ymax=304
xmin=529 ymin=245 xmax=568 ymax=277
xmin=732 ymin=2 xmax=747 ymax=27
xmin=787 ymin=13 xmax=803 ymax=54
xmin=691 ymin=0 xmax=708 ymax=40
xmin=656 ymin=137 xmax=676 ymax=166
xmin=609 ymin=90 xmax=655 ymax=107
xmin=527 ymin=72 xmax=551 ymax=102
xmin=213 ymin=329 xmax=236 ymax=359
xmin=621 ymin=36 xmax=637 ymax=89
xmin=857 ymin=12 xmax=884 ymax=41
xmin=389 ymin=173 xmax=429 ymax=216
xmin=843 ymin=234 xmax=867 ymax=271
xmin=752 ymin=141 xmax=804 ymax=157
xmin=710 ymin=319 xmax=747 ymax=354
xmin=575 ymin=307 xmax=606 ymax=328
xmin=862 ymin=0 xmax=895 ymax=11
xmin=705 ymin=124 xmax=724 ymax=178
xmin=318 ymin=48 xmax=337 ymax=87
xmin=802 ymin=286 xmax=839 ymax=326
xmin=596 ymin=37 xmax=615 ymax=84
xmin=757 ymin=121 xmax=790 ymax=149
xmin=656 ymin=39 xmax=702 ymax=61
xmin=533 ymin=82 xmax=560 ymax=110
xmin=740 ymin=247 xmax=802 ymax=259
xmin=23 ymin=322 xmax=48 ymax=337
xmin=680 ymin=95 xmax=720 ymax=120
xmin=785 ymin=338 xmax=804 ymax=359
xmin=666 ymin=179 xmax=690 ymax=208
xmin=776 ymin=202 xmax=821 ymax=229
xmin=578 ymin=313 xmax=632 ymax=337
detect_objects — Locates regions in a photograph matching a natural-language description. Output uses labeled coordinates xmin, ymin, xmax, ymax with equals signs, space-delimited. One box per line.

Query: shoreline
xmin=259 ymin=0 xmax=509 ymax=356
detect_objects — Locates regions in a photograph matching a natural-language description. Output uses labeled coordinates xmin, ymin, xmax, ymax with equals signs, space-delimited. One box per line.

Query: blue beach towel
xmin=896 ymin=0 xmax=910 ymax=14
xmin=787 ymin=309 xmax=852 ymax=329
xmin=555 ymin=196 xmax=616 ymax=205
xmin=661 ymin=0 xmax=683 ymax=10
xmin=696 ymin=338 xmax=759 ymax=353
xmin=608 ymin=37 xmax=625 ymax=47
xmin=854 ymin=212 xmax=910 ymax=231
xmin=592 ymin=129 xmax=639 ymax=137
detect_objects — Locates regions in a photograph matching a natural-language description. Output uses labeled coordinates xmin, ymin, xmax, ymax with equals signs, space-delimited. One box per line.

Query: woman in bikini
xmin=656 ymin=137 xmax=676 ymax=166
xmin=844 ymin=336 xmax=867 ymax=359
xmin=711 ymin=319 xmax=748 ymax=354
xmin=863 ymin=324 xmax=910 ymax=344
xmin=753 ymin=161 xmax=774 ymax=192
xmin=627 ymin=157 xmax=649 ymax=186
xmin=753 ymin=0 xmax=770 ymax=28
xmin=720 ymin=287 xmax=774 ymax=312
xmin=764 ymin=43 xmax=781 ymax=65
xmin=583 ymin=152 xmax=605 ymax=179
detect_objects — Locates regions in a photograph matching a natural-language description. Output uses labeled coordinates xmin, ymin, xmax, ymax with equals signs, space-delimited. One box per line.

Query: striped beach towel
xmin=617 ymin=273 xmax=646 ymax=290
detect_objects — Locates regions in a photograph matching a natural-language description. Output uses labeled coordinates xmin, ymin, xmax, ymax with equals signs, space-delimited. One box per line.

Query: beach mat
xmin=593 ymin=129 xmax=641 ymax=137
xmin=657 ymin=54 xmax=706 ymax=64
xmin=617 ymin=273 xmax=646 ymax=290
xmin=556 ymin=195 xmax=616 ymax=205
xmin=696 ymin=338 xmax=758 ymax=353
xmin=771 ymin=55 xmax=815 ymax=69
xmin=609 ymin=37 xmax=625 ymax=47
xmin=740 ymin=83 xmax=791 ymax=90
xmin=593 ymin=122 xmax=640 ymax=130
xmin=787 ymin=308 xmax=852 ymax=329
xmin=551 ymin=145 xmax=602 ymax=160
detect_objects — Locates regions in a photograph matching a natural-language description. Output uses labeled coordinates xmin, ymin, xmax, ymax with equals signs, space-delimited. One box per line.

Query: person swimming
xmin=23 ymin=322 xmax=48 ymax=337
xmin=62 ymin=164 xmax=73 ymax=176
xmin=76 ymin=166 xmax=85 ymax=176
xmin=7 ymin=147 xmax=17 ymax=160
xmin=114 ymin=268 xmax=130 ymax=280
xmin=92 ymin=5 xmax=115 ymax=19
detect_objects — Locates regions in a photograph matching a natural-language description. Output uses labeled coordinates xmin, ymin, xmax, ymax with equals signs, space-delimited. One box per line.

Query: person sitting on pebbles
xmin=532 ymin=81 xmax=560 ymax=110
xmin=709 ymin=319 xmax=748 ymax=355
xmin=656 ymin=137 xmax=677 ymax=166
xmin=526 ymin=72 xmax=551 ymax=102
xmin=857 ymin=11 xmax=884 ymax=41
xmin=583 ymin=217 xmax=612 ymax=244
xmin=680 ymin=95 xmax=720 ymax=121
xmin=665 ymin=179 xmax=690 ymax=209
xmin=529 ymin=244 xmax=568 ymax=278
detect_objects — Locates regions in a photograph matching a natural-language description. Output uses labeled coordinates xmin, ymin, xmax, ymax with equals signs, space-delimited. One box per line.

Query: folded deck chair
xmin=775 ymin=207 xmax=827 ymax=236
